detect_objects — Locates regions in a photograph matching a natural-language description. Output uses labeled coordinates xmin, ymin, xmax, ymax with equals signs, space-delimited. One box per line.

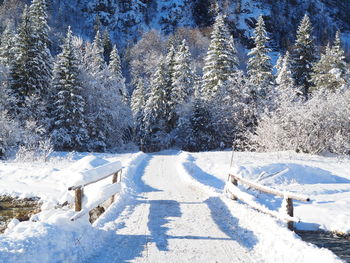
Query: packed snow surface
xmin=0 ymin=150 xmax=347 ymax=262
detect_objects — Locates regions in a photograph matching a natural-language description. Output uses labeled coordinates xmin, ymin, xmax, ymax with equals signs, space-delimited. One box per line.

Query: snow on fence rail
xmin=68 ymin=161 xmax=123 ymax=221
xmin=226 ymin=173 xmax=310 ymax=230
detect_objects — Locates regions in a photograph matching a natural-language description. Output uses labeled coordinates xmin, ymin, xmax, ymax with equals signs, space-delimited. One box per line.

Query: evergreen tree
xmin=310 ymin=45 xmax=334 ymax=92
xmin=29 ymin=0 xmax=50 ymax=47
xmin=51 ymin=27 xmax=88 ymax=151
xmin=183 ymin=98 xmax=218 ymax=152
xmin=83 ymin=34 xmax=108 ymax=151
xmin=9 ymin=1 xmax=52 ymax=123
xmin=276 ymin=51 xmax=294 ymax=89
xmin=93 ymin=15 xmax=102 ymax=36
xmin=170 ymin=39 xmax=195 ymax=131
xmin=86 ymin=30 xmax=105 ymax=74
xmin=108 ymin=45 xmax=127 ymax=100
xmin=159 ymin=43 xmax=177 ymax=134
xmin=275 ymin=54 xmax=284 ymax=81
xmin=171 ymin=39 xmax=195 ymax=104
xmin=247 ymin=15 xmax=273 ymax=94
xmin=9 ymin=5 xmax=33 ymax=115
xmin=0 ymin=23 xmax=15 ymax=67
xmin=311 ymin=33 xmax=349 ymax=92
xmin=131 ymin=79 xmax=146 ymax=121
xmin=142 ymin=62 xmax=169 ymax=151
xmin=329 ymin=31 xmax=349 ymax=88
xmin=131 ymin=79 xmax=146 ymax=146
xmin=28 ymin=0 xmax=52 ymax=103
xmin=202 ymin=14 xmax=238 ymax=100
xmin=291 ymin=14 xmax=318 ymax=100
xmin=102 ymin=30 xmax=113 ymax=63
xmin=275 ymin=51 xmax=299 ymax=105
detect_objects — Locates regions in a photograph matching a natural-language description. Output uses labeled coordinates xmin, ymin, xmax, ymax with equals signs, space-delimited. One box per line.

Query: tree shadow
xmin=147 ymin=199 xmax=181 ymax=251
xmin=133 ymin=155 xmax=161 ymax=193
xmin=83 ymin=232 xmax=150 ymax=263
xmin=183 ymin=155 xmax=225 ymax=190
xmin=204 ymin=197 xmax=257 ymax=249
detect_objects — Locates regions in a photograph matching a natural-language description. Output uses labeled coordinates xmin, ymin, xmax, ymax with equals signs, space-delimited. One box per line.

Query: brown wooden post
xmin=229 ymin=174 xmax=238 ymax=200
xmin=75 ymin=187 xmax=83 ymax=212
xmin=112 ymin=172 xmax=118 ymax=184
xmin=110 ymin=171 xmax=118 ymax=204
xmin=119 ymin=169 xmax=122 ymax=182
xmin=286 ymin=198 xmax=294 ymax=231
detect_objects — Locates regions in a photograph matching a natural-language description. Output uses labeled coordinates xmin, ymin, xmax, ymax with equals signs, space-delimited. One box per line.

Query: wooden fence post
xmin=229 ymin=174 xmax=238 ymax=200
xmin=112 ymin=171 xmax=118 ymax=184
xmin=111 ymin=169 xmax=122 ymax=204
xmin=75 ymin=187 xmax=83 ymax=212
xmin=286 ymin=198 xmax=294 ymax=231
xmin=118 ymin=169 xmax=122 ymax=183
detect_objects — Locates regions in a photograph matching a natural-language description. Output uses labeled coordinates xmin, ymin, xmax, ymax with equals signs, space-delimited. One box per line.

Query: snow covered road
xmin=85 ymin=153 xmax=255 ymax=263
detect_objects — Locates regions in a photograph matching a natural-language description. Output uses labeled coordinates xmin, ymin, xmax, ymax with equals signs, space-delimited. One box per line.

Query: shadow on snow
xmin=183 ymin=154 xmax=225 ymax=190
xmin=204 ymin=197 xmax=258 ymax=250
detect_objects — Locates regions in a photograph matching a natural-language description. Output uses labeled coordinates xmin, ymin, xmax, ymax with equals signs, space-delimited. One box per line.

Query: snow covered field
xmin=0 ymin=150 xmax=348 ymax=262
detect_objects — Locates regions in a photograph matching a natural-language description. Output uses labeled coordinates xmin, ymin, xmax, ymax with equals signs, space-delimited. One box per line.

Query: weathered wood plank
xmin=68 ymin=168 xmax=123 ymax=191
xmin=229 ymin=174 xmax=310 ymax=202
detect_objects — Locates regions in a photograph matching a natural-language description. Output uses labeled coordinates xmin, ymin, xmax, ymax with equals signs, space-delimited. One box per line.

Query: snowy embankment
xmin=177 ymin=151 xmax=345 ymax=263
xmin=0 ymin=152 xmax=147 ymax=263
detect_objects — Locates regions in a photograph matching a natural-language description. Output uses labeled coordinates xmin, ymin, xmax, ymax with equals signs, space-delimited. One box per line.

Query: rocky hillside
xmin=1 ymin=0 xmax=350 ymax=54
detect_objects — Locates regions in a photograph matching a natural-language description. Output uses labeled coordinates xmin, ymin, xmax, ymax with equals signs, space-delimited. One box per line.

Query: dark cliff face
xmin=1 ymin=0 xmax=350 ymax=54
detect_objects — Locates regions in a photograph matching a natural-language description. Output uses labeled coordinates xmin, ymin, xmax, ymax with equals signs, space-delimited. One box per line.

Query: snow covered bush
xmin=0 ymin=112 xmax=22 ymax=158
xmin=250 ymin=87 xmax=350 ymax=155
xmin=15 ymin=120 xmax=53 ymax=162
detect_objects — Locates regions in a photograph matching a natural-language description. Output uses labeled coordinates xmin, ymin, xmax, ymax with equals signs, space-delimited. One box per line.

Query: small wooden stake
xmin=286 ymin=198 xmax=294 ymax=230
xmin=75 ymin=187 xmax=83 ymax=212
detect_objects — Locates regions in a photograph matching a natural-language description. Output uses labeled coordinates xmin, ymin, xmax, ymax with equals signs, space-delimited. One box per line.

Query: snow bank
xmin=0 ymin=152 xmax=147 ymax=263
xmin=232 ymin=163 xmax=350 ymax=185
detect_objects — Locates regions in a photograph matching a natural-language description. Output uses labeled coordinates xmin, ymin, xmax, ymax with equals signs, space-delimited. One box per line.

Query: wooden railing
xmin=227 ymin=173 xmax=310 ymax=230
xmin=68 ymin=162 xmax=123 ymax=221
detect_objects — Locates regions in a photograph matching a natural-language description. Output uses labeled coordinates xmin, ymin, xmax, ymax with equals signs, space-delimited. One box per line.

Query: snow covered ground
xmin=0 ymin=150 xmax=347 ymax=262
xmin=188 ymin=151 xmax=350 ymax=234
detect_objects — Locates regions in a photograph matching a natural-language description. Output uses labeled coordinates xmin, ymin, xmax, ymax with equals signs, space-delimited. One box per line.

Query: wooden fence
xmin=227 ymin=173 xmax=310 ymax=230
xmin=68 ymin=163 xmax=123 ymax=221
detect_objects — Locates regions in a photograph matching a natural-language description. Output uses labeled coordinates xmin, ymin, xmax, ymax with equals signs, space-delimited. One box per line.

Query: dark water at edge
xmin=296 ymin=231 xmax=350 ymax=262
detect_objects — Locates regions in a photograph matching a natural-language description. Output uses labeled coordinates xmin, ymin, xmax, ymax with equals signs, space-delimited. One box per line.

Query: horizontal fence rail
xmin=67 ymin=161 xmax=123 ymax=221
xmin=227 ymin=173 xmax=311 ymax=230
